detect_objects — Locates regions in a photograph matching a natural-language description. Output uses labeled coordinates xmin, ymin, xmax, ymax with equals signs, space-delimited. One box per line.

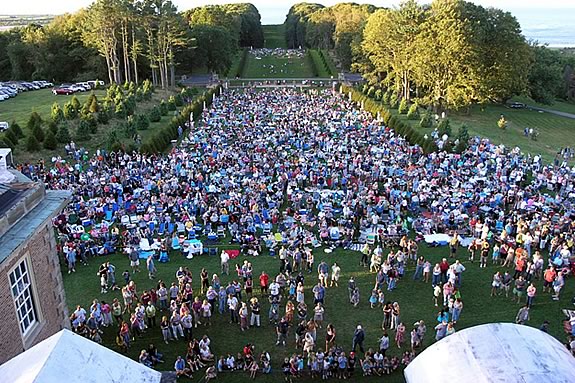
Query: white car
xmin=0 ymin=121 xmax=9 ymax=130
xmin=0 ymin=94 xmax=8 ymax=101
xmin=87 ymin=80 xmax=105 ymax=88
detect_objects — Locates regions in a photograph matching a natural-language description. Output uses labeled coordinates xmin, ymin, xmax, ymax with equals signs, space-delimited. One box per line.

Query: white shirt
xmin=269 ymin=282 xmax=280 ymax=296
xmin=220 ymin=251 xmax=229 ymax=265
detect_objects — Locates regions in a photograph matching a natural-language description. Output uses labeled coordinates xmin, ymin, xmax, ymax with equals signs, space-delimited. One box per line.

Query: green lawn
xmin=512 ymin=95 xmax=575 ymax=115
xmin=243 ymin=52 xmax=314 ymax=78
xmin=263 ymin=24 xmax=287 ymax=49
xmin=62 ymin=240 xmax=574 ymax=383
xmin=0 ymin=88 xmax=107 ymax=127
xmin=0 ymin=87 xmax=188 ymax=163
xmin=392 ymin=102 xmax=575 ymax=164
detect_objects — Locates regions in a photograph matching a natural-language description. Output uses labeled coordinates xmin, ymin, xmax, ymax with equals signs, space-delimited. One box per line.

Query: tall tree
xmin=82 ymin=0 xmax=123 ymax=84
xmin=361 ymin=1 xmax=425 ymax=100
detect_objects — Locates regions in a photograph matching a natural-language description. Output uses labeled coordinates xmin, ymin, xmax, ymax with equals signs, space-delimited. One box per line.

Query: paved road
xmin=526 ymin=105 xmax=575 ymax=120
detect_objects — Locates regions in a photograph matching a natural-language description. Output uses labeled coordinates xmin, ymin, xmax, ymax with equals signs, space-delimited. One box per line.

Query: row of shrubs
xmin=318 ymin=50 xmax=336 ymax=77
xmin=138 ymin=85 xmax=222 ymax=154
xmin=344 ymin=85 xmax=439 ymax=154
xmin=234 ymin=48 xmax=249 ymax=78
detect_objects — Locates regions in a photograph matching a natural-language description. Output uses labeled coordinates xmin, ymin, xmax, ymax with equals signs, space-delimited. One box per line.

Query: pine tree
xmin=32 ymin=125 xmax=45 ymax=142
xmin=26 ymin=135 xmax=41 ymax=152
xmin=10 ymin=121 xmax=24 ymax=138
xmin=43 ymin=130 xmax=58 ymax=150
xmin=71 ymin=95 xmax=81 ymax=112
xmin=56 ymin=125 xmax=72 ymax=143
xmin=4 ymin=129 xmax=19 ymax=145
xmin=398 ymin=98 xmax=409 ymax=114
xmin=51 ymin=103 xmax=64 ymax=123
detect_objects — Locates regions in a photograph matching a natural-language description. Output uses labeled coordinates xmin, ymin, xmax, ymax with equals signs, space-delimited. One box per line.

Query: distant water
xmin=511 ymin=8 xmax=575 ymax=47
xmin=256 ymin=4 xmax=575 ymax=48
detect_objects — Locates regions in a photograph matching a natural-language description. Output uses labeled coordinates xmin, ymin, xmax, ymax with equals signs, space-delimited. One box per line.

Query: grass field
xmin=263 ymin=24 xmax=287 ymax=49
xmin=512 ymin=95 xmax=575 ymax=115
xmin=0 ymin=88 xmax=184 ymax=163
xmin=243 ymin=53 xmax=314 ymax=79
xmin=388 ymin=101 xmax=575 ymax=164
xmin=62 ymin=239 xmax=575 ymax=383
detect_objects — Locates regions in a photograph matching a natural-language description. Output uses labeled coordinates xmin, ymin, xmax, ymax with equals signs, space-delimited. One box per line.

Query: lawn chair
xmin=367 ymin=233 xmax=376 ymax=245
xmin=171 ymin=236 xmax=181 ymax=251
xmin=217 ymin=225 xmax=226 ymax=237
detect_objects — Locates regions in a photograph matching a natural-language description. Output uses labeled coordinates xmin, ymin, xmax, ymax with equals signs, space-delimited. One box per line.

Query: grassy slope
xmin=63 ymin=241 xmax=575 ymax=383
xmin=263 ymin=24 xmax=287 ymax=49
xmin=511 ymin=95 xmax=575 ymax=115
xmin=243 ymin=54 xmax=314 ymax=79
xmin=389 ymin=102 xmax=575 ymax=164
xmin=243 ymin=25 xmax=313 ymax=79
xmin=0 ymin=88 xmax=185 ymax=163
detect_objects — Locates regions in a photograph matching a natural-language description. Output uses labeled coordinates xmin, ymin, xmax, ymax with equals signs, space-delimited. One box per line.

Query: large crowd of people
xmin=19 ymin=86 xmax=575 ymax=379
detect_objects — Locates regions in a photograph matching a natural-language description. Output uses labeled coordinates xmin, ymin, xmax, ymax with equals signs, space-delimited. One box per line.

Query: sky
xmin=2 ymin=0 xmax=574 ymax=46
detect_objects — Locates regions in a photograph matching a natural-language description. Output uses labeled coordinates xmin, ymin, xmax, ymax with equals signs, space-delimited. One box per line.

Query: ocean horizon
xmin=0 ymin=3 xmax=573 ymax=47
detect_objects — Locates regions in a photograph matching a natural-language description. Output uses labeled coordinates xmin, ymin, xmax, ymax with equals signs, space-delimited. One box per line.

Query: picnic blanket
xmin=225 ymin=249 xmax=240 ymax=259
xmin=424 ymin=234 xmax=474 ymax=247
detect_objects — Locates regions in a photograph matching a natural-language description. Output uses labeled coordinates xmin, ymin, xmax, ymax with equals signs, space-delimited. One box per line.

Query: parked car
xmin=0 ymin=94 xmax=8 ymax=101
xmin=21 ymin=82 xmax=39 ymax=90
xmin=0 ymin=121 xmax=9 ymax=131
xmin=52 ymin=86 xmax=74 ymax=95
xmin=87 ymin=80 xmax=105 ymax=89
xmin=76 ymin=82 xmax=92 ymax=90
xmin=509 ymin=102 xmax=526 ymax=109
xmin=0 ymin=88 xmax=16 ymax=98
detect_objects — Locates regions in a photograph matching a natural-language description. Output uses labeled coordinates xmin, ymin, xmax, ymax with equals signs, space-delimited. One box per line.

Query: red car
xmin=52 ymin=87 xmax=74 ymax=95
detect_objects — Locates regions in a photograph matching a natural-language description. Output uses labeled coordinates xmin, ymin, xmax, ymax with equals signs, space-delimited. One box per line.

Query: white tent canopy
xmin=0 ymin=329 xmax=162 ymax=383
xmin=404 ymin=323 xmax=575 ymax=383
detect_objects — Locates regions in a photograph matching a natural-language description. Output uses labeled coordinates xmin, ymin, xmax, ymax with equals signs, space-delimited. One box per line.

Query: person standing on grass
xmin=228 ymin=294 xmax=239 ymax=324
xmin=526 ymin=283 xmax=537 ymax=307
xmin=171 ymin=311 xmax=185 ymax=340
xmin=250 ymin=297 xmax=261 ymax=327
xmin=452 ymin=298 xmax=463 ymax=324
xmin=146 ymin=255 xmax=156 ymax=280
xmin=413 ymin=256 xmax=424 ymax=281
xmin=66 ymin=247 xmax=77 ymax=274
xmin=325 ymin=323 xmax=336 ymax=351
xmin=259 ymin=271 xmax=269 ymax=296
xmin=395 ymin=322 xmax=406 ymax=348
xmin=552 ymin=271 xmax=565 ymax=300
xmin=318 ymin=261 xmax=329 ymax=287
xmin=330 ymin=263 xmax=341 ymax=287
xmin=516 ymin=305 xmax=530 ymax=325
xmin=128 ymin=247 xmax=140 ymax=273
xmin=379 ymin=332 xmax=390 ymax=357
xmin=145 ymin=302 xmax=156 ymax=328
xmin=502 ymin=271 xmax=513 ymax=298
xmin=201 ymin=299 xmax=212 ymax=326
xmin=352 ymin=325 xmax=365 ymax=353
xmin=181 ymin=310 xmax=193 ymax=341
xmin=200 ymin=268 xmax=209 ymax=295
xmin=276 ymin=316 xmax=289 ymax=346
xmin=434 ymin=321 xmax=447 ymax=341
xmin=313 ymin=303 xmax=324 ymax=328
xmin=160 ymin=316 xmax=171 ymax=344
xmin=491 ymin=272 xmax=502 ymax=297
xmin=513 ymin=276 xmax=526 ymax=303
xmin=221 ymin=250 xmax=230 ymax=275
xmin=313 ymin=282 xmax=325 ymax=305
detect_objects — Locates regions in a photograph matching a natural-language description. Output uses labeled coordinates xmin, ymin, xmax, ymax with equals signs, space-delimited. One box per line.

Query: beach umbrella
xmin=80 ymin=233 xmax=91 ymax=241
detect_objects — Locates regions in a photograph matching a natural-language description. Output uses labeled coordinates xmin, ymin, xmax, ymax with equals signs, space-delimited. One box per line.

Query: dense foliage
xmin=0 ymin=1 xmax=263 ymax=84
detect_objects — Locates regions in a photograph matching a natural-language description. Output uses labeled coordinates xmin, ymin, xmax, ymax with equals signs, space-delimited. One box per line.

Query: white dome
xmin=404 ymin=322 xmax=575 ymax=383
